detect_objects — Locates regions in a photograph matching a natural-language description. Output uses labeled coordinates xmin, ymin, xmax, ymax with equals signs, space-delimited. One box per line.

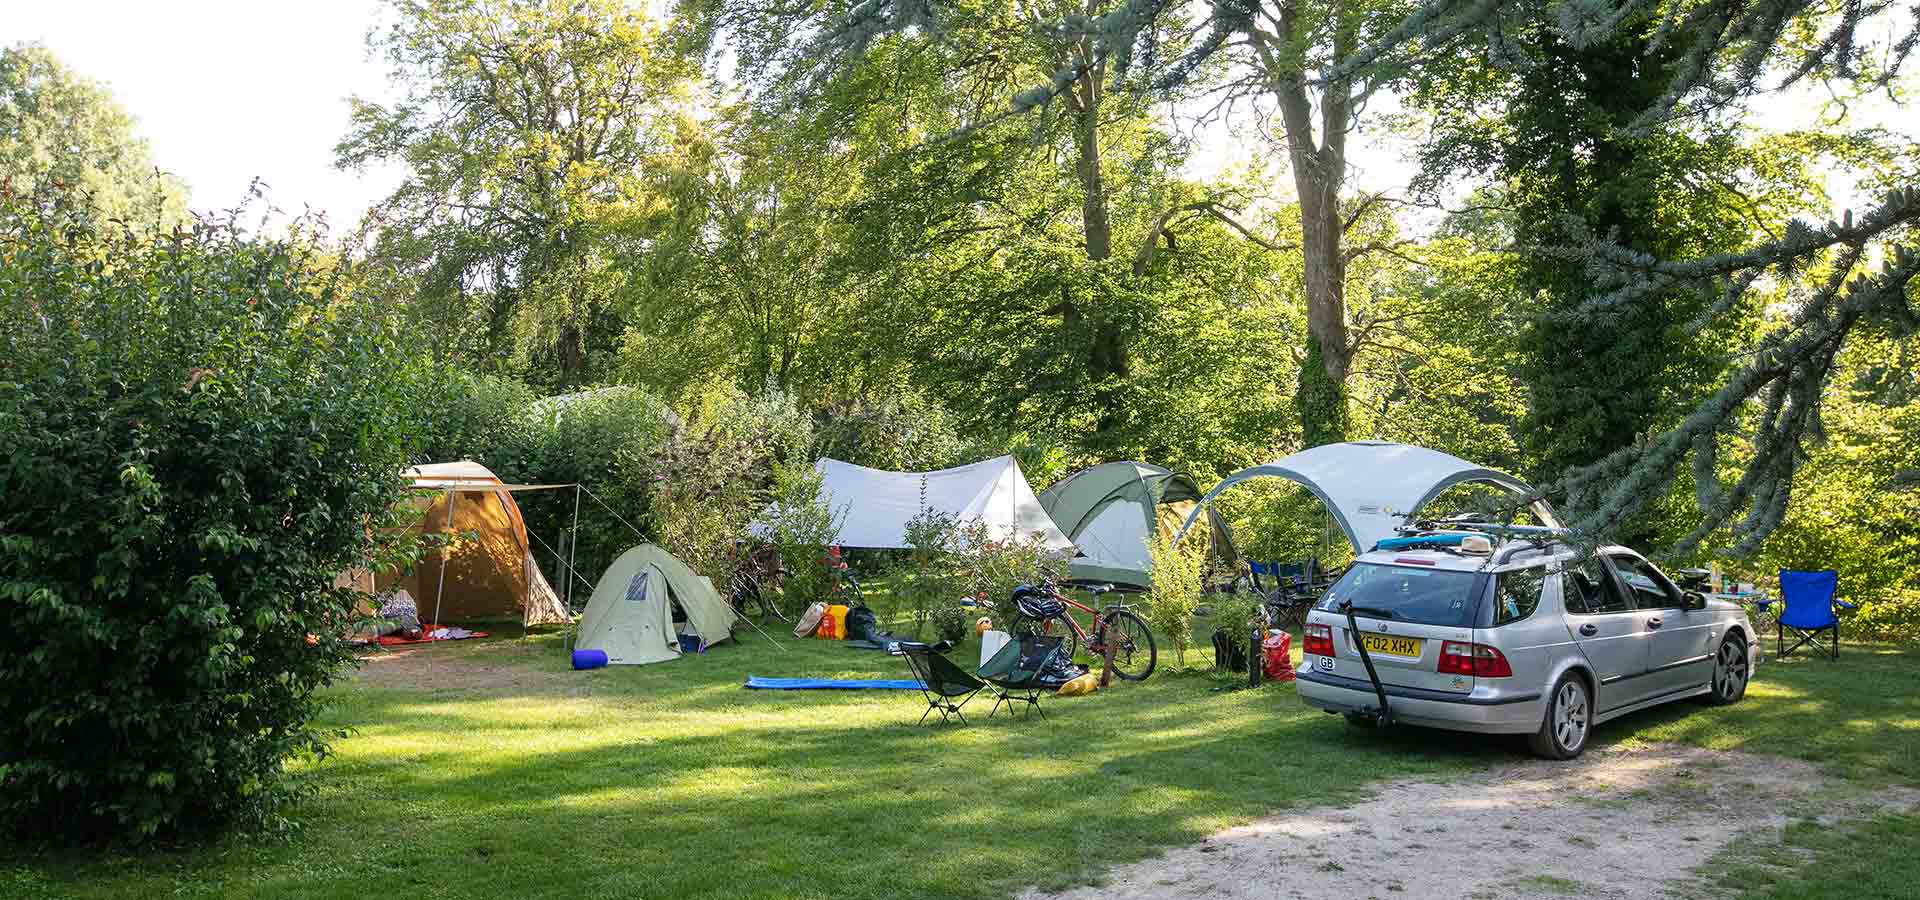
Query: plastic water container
xmin=678 ymin=634 xmax=702 ymax=653
xmin=571 ymin=649 xmax=609 ymax=670
xmin=979 ymin=629 xmax=1010 ymax=668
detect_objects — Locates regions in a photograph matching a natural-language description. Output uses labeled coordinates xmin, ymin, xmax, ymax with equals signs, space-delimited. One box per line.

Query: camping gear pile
xmin=375 ymin=589 xmax=423 ymax=639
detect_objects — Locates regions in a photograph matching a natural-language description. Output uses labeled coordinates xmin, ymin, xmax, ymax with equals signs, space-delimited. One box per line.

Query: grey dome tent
xmin=1038 ymin=462 xmax=1238 ymax=589
xmin=1174 ymin=441 xmax=1559 ymax=555
xmin=574 ymin=544 xmax=737 ymax=665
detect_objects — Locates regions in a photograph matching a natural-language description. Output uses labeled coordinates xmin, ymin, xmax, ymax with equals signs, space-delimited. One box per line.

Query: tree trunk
xmin=1065 ymin=72 xmax=1129 ymax=433
xmin=1270 ymin=1 xmax=1355 ymax=447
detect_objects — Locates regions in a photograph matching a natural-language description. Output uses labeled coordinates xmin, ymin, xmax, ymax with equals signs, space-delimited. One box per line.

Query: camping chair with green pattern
xmin=900 ymin=645 xmax=988 ymax=725
xmin=978 ymin=634 xmax=1064 ymax=720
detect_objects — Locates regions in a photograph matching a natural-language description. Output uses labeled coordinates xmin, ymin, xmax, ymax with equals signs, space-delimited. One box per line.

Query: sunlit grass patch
xmin=8 ymin=633 xmax=1918 ymax=900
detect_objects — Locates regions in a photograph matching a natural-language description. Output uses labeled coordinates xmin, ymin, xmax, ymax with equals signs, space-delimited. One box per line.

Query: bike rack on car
xmin=1340 ymin=599 xmax=1394 ymax=727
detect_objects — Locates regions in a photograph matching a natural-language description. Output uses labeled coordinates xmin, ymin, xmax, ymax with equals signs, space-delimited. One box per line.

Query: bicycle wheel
xmin=727 ymin=573 xmax=764 ymax=624
xmin=1095 ymin=608 xmax=1157 ymax=681
xmin=1011 ymin=614 xmax=1079 ymax=663
xmin=747 ymin=574 xmax=788 ymax=623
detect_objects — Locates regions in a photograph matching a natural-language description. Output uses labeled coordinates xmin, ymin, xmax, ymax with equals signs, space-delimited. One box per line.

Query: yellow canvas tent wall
xmin=377 ymin=461 xmax=569 ymax=626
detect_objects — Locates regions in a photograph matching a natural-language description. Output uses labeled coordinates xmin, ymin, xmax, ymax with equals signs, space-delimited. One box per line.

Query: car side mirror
xmin=1683 ymin=591 xmax=1708 ymax=611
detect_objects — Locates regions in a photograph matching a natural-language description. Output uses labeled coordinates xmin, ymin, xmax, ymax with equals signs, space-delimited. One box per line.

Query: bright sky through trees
xmin=5 ymin=1 xmax=1910 ymax=230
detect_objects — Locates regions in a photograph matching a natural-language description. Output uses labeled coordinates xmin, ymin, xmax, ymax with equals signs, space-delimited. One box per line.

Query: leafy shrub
xmin=930 ymin=605 xmax=971 ymax=644
xmin=1215 ymin=479 xmax=1345 ymax=569
xmin=416 ymin=371 xmax=541 ymax=467
xmin=1850 ymin=592 xmax=1920 ymax=644
xmin=1207 ymin=589 xmax=1268 ymax=669
xmin=512 ymin=385 xmax=677 ymax=593
xmin=1146 ymin=530 xmax=1207 ymax=667
xmin=0 ymin=189 xmax=426 ymax=843
xmin=889 ymin=491 xmax=960 ymax=635
xmin=631 ymin=383 xmax=813 ymax=593
xmin=812 ymin=388 xmax=979 ymax=471
xmin=763 ymin=459 xmax=844 ymax=614
xmin=955 ymin=521 xmax=1067 ymax=630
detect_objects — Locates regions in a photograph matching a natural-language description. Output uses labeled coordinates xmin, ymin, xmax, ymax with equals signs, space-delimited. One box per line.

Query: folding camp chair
xmin=978 ymin=634 xmax=1063 ymax=720
xmin=1253 ymin=560 xmax=1316 ymax=631
xmin=899 ymin=645 xmax=988 ymax=725
xmin=1777 ymin=569 xmax=1854 ymax=660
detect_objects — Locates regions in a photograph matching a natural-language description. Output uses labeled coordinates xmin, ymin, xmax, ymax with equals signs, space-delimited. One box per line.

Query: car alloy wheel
xmin=1710 ymin=638 xmax=1748 ymax=705
xmin=1554 ymin=680 xmax=1589 ymax=752
xmin=1531 ymin=673 xmax=1591 ymax=760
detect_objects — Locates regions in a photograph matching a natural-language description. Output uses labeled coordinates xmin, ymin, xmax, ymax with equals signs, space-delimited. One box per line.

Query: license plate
xmin=1359 ymin=634 xmax=1423 ymax=658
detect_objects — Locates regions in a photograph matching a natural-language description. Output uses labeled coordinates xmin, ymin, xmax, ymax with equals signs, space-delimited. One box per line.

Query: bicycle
xmin=830 ymin=568 xmax=863 ymax=606
xmin=726 ymin=543 xmax=789 ymax=624
xmin=1007 ymin=577 xmax=1157 ymax=681
xmin=728 ymin=567 xmax=788 ymax=624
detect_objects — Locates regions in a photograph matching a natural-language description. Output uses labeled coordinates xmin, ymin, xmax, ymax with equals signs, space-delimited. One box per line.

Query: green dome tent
xmin=575 ymin=544 xmax=736 ymax=665
xmin=1037 ymin=462 xmax=1238 ymax=589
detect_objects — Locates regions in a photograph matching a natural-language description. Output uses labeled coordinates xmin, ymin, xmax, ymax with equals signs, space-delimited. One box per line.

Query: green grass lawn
xmin=6 ymin=628 xmax=1920 ymax=900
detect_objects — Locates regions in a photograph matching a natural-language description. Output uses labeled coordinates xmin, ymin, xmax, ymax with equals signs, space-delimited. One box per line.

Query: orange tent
xmin=376 ymin=461 xmax=570 ymax=626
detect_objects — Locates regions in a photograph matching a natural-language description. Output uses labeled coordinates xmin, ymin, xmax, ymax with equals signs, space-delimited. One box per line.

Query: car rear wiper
xmin=1344 ymin=605 xmax=1398 ymax=619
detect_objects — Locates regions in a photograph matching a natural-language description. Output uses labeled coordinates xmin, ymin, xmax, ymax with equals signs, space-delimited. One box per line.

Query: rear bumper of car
xmin=1297 ymin=665 xmax=1546 ymax=734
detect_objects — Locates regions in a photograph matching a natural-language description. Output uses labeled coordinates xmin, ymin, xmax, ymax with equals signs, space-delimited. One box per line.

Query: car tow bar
xmin=1339 ymin=600 xmax=1394 ymax=727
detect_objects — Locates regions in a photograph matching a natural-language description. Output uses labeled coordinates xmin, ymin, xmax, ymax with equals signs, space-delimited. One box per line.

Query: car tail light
xmin=1304 ymin=623 xmax=1334 ymax=657
xmin=1438 ymin=641 xmax=1513 ymax=677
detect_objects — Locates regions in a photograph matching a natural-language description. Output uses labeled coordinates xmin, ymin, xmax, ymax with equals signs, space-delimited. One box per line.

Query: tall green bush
xmin=520 ymin=386 xmax=678 ymax=590
xmin=0 ymin=188 xmax=427 ymax=842
xmin=1146 ymin=531 xmax=1206 ymax=667
xmin=762 ymin=460 xmax=844 ymax=614
xmin=892 ymin=498 xmax=960 ymax=636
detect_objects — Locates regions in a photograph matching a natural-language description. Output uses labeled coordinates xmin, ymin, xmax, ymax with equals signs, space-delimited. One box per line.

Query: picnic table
xmin=1712 ymin=590 xmax=1777 ymax=634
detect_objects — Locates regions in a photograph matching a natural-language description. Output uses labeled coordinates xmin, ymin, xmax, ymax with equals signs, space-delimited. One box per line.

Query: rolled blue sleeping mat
xmin=571 ymin=649 xmax=609 ymax=670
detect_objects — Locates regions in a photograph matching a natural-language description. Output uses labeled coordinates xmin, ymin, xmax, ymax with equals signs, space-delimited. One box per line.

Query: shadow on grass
xmin=16 ymin=637 xmax=1917 ymax=900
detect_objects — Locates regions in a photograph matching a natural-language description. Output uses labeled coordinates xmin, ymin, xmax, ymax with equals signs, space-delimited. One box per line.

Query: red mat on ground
xmin=375 ymin=625 xmax=489 ymax=646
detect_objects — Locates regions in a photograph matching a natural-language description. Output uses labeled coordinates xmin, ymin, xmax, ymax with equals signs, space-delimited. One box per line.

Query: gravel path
xmin=1023 ymin=743 xmax=1916 ymax=900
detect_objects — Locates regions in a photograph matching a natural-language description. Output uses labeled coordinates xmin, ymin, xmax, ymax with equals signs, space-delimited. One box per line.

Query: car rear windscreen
xmin=1317 ymin=562 xmax=1484 ymax=627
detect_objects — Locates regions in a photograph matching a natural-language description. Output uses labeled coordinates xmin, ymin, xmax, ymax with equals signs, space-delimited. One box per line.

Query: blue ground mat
xmin=743 ymin=676 xmax=923 ymax=690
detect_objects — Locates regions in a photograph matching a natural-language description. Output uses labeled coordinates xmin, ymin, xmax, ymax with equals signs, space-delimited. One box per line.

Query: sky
xmin=5 ymin=2 xmax=1911 ymax=233
xmin=3 ymin=0 xmax=405 ymax=229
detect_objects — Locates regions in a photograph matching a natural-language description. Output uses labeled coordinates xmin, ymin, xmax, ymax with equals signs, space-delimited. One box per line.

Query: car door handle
xmin=1647 ymin=617 xmax=1663 ymax=629
xmin=1578 ymin=623 xmax=1598 ymax=637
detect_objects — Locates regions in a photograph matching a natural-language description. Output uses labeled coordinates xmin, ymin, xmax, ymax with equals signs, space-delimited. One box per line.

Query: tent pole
xmin=566 ymin=484 xmax=581 ymax=652
xmin=431 ymin=488 xmax=456 ymax=634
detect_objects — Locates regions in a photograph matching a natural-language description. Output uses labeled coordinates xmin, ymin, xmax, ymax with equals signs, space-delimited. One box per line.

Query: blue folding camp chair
xmin=1777 ymin=569 xmax=1854 ymax=660
xmin=1250 ymin=560 xmax=1317 ymax=630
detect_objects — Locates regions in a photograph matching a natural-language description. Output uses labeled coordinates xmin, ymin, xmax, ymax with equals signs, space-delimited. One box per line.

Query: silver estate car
xmin=1296 ymin=540 xmax=1760 ymax=759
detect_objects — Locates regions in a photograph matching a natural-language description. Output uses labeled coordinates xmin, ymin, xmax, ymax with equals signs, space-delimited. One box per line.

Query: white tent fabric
xmin=1076 ymin=501 xmax=1152 ymax=571
xmin=1177 ymin=441 xmax=1559 ymax=554
xmin=769 ymin=456 xmax=1074 ymax=551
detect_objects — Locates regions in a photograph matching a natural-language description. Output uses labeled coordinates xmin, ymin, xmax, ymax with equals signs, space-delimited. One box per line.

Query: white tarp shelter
xmin=1176 ymin=441 xmax=1559 ymax=554
xmin=768 ymin=456 xmax=1074 ymax=551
